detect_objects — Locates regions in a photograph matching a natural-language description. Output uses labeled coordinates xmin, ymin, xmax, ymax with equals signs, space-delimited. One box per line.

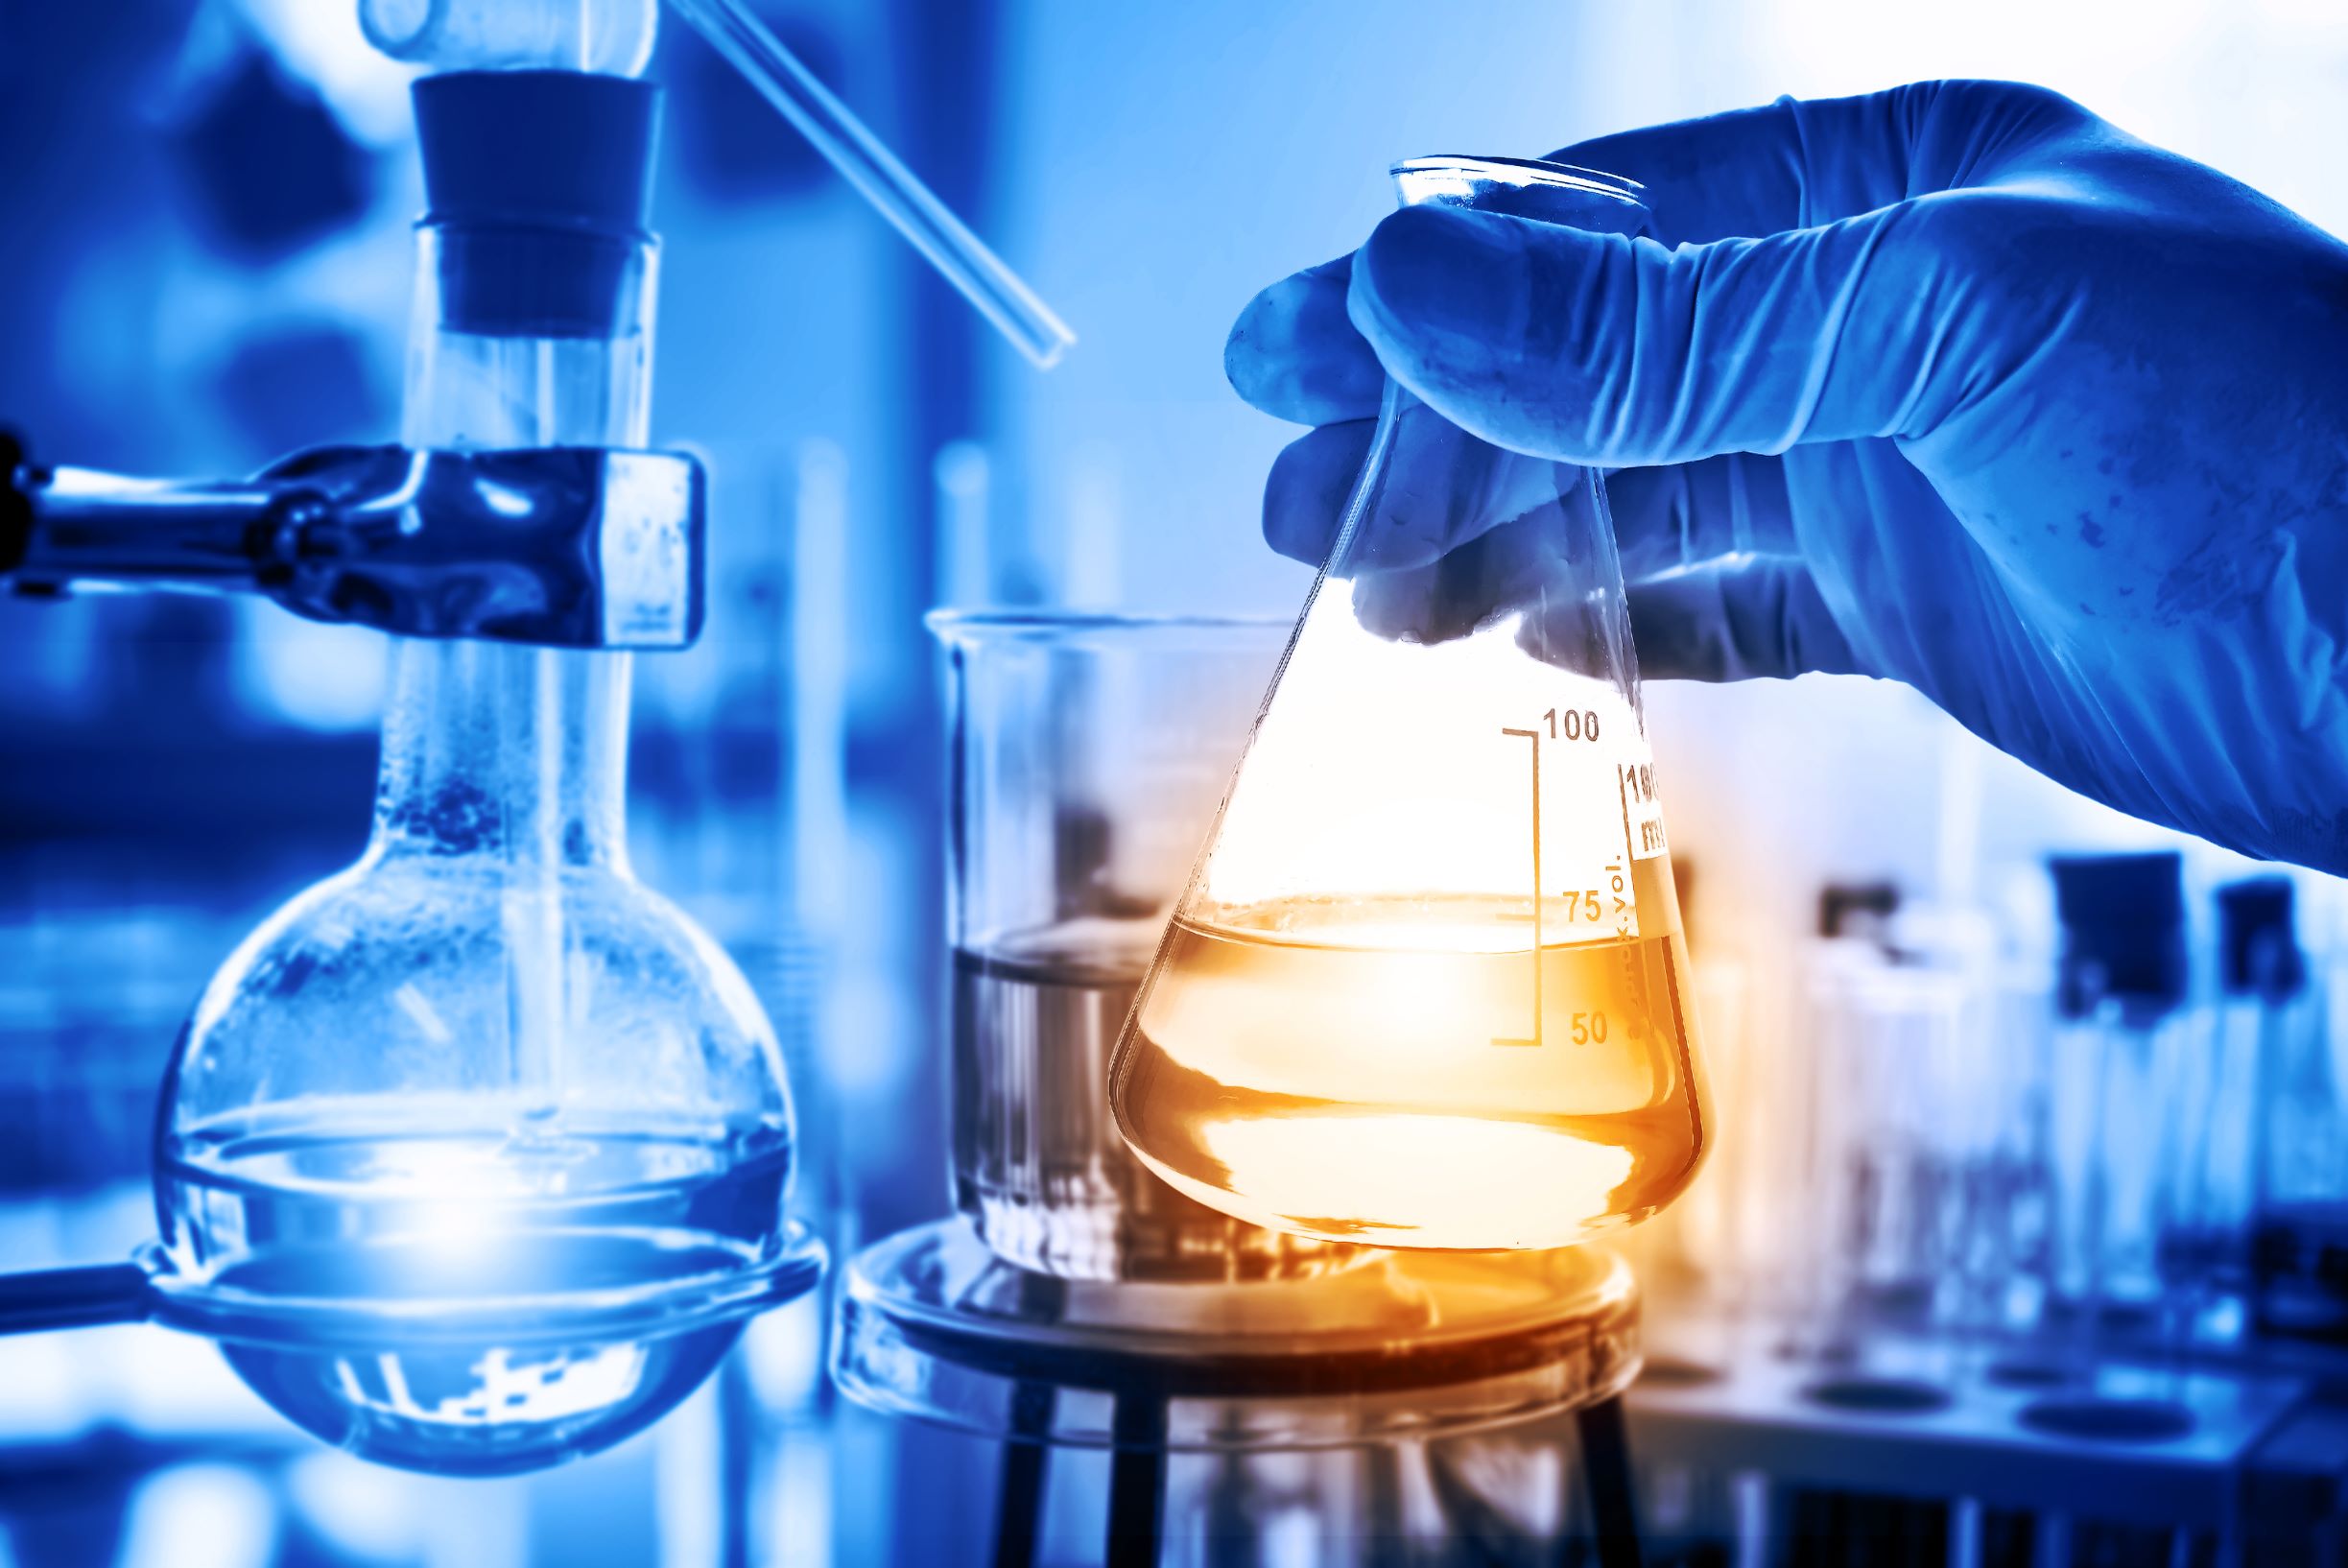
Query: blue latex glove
xmin=1226 ymin=82 xmax=2348 ymax=874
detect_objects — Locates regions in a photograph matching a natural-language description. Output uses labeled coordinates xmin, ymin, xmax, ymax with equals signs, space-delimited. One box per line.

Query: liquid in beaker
xmin=934 ymin=611 xmax=1351 ymax=1280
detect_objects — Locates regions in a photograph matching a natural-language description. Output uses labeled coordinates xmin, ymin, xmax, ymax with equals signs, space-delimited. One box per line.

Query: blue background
xmin=6 ymin=0 xmax=2348 ymax=1562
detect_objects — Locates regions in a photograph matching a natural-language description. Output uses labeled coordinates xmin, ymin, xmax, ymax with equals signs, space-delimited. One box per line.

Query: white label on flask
xmin=1620 ymin=759 xmax=1669 ymax=862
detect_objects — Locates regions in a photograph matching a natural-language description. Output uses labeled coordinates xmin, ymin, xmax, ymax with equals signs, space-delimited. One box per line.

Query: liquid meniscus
xmin=1114 ymin=860 xmax=1707 ymax=1251
xmin=155 ymin=1109 xmax=791 ymax=1476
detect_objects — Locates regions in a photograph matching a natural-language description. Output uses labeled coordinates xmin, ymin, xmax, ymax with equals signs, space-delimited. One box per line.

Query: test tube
xmin=2226 ymin=878 xmax=2348 ymax=1341
xmin=2045 ymin=854 xmax=2194 ymax=1347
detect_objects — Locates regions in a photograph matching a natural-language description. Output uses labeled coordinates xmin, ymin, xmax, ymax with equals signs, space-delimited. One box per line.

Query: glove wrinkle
xmin=1226 ymin=80 xmax=2348 ymax=871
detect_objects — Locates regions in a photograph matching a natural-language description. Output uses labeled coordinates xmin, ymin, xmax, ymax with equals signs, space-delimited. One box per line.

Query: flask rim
xmin=1389 ymin=154 xmax=1646 ymax=205
xmin=925 ymin=607 xmax=1291 ymax=650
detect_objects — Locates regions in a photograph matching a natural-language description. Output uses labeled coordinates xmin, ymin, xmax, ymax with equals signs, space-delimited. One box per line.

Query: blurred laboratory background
xmin=9 ymin=0 xmax=2348 ymax=1563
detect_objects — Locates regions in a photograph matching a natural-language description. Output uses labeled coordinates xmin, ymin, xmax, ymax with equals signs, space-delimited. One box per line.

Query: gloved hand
xmin=1226 ymin=81 xmax=2348 ymax=874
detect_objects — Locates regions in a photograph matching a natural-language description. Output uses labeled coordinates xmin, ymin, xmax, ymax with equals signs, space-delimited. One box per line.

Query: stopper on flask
xmin=2050 ymin=852 xmax=2187 ymax=1020
xmin=137 ymin=638 xmax=821 ymax=1475
xmin=2218 ymin=875 xmax=2304 ymax=999
xmin=415 ymin=70 xmax=659 ymax=337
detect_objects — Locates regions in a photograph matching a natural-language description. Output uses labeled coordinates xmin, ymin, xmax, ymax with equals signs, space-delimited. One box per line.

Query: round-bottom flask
xmin=146 ymin=643 xmax=818 ymax=1476
xmin=140 ymin=69 xmax=821 ymax=1475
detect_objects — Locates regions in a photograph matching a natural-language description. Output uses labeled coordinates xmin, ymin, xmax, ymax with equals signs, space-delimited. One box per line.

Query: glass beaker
xmin=1109 ymin=157 xmax=1707 ymax=1252
xmin=933 ymin=610 xmax=1349 ymax=1280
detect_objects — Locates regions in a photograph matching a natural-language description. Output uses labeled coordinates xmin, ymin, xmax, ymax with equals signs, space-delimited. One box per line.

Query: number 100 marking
xmin=1546 ymin=707 xmax=1600 ymax=742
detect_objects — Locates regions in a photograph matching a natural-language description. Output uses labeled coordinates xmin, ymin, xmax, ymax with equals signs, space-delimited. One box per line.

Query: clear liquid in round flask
xmin=146 ymin=646 xmax=811 ymax=1476
xmin=1110 ymin=157 xmax=1709 ymax=1252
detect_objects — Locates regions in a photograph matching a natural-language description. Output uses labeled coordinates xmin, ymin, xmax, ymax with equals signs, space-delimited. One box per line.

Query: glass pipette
xmin=665 ymin=0 xmax=1077 ymax=369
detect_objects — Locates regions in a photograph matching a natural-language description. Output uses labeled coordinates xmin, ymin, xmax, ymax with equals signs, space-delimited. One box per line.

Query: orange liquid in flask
xmin=1116 ymin=857 xmax=1707 ymax=1251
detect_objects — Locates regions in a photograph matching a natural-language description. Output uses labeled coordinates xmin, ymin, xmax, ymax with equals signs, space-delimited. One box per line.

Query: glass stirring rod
xmin=666 ymin=0 xmax=1077 ymax=369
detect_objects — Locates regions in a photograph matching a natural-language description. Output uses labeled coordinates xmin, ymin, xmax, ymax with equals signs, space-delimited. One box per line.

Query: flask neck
xmin=374 ymin=641 xmax=633 ymax=868
xmin=371 ymin=222 xmax=655 ymax=867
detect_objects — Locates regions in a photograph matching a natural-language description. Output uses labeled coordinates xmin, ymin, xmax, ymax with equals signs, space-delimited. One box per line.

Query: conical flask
xmin=1110 ymin=156 xmax=1708 ymax=1252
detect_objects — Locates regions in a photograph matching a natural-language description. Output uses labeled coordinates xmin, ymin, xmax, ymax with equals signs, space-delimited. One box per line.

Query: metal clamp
xmin=2 ymin=433 xmax=704 ymax=650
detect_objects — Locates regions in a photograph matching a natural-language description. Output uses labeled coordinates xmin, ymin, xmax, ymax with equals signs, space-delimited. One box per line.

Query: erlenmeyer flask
xmin=1110 ymin=156 xmax=1708 ymax=1252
